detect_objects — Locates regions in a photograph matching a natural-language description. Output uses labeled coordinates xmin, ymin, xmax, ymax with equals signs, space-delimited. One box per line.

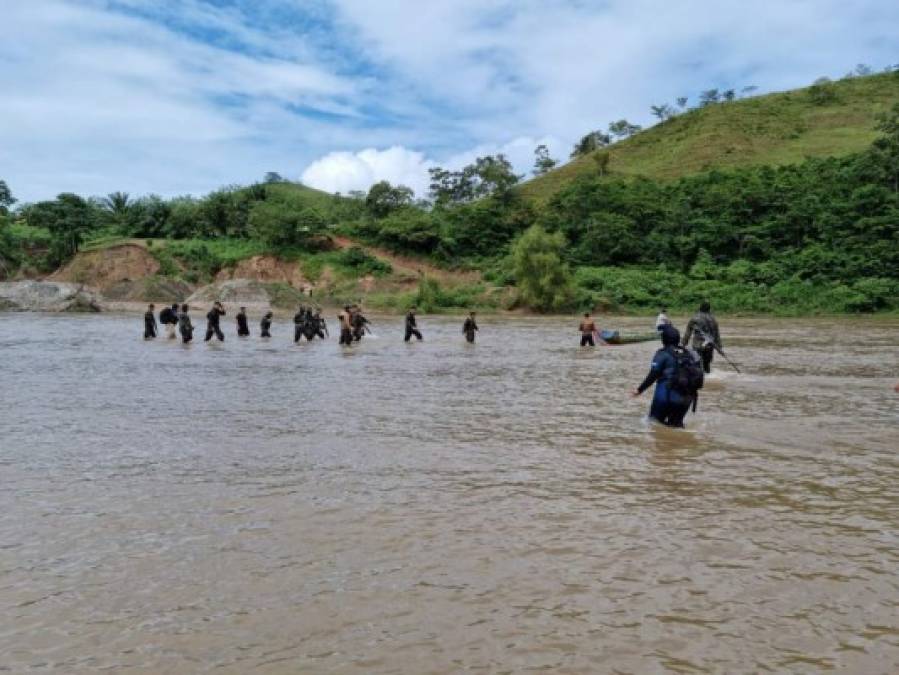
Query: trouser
xmin=404 ymin=327 xmax=422 ymax=342
xmin=205 ymin=325 xmax=224 ymax=342
xmin=261 ymin=328 xmax=271 ymax=338
xmin=339 ymin=328 xmax=354 ymax=345
xmin=294 ymin=325 xmax=303 ymax=342
xmin=237 ymin=325 xmax=249 ymax=336
xmin=353 ymin=328 xmax=363 ymax=341
xmin=181 ymin=329 xmax=192 ymax=343
xmin=166 ymin=323 xmax=177 ymax=339
xmin=144 ymin=324 xmax=156 ymax=339
xmin=580 ymin=334 xmax=595 ymax=347
xmin=700 ymin=345 xmax=714 ymax=374
xmin=649 ymin=385 xmax=692 ymax=428
xmin=465 ymin=331 xmax=476 ymax=343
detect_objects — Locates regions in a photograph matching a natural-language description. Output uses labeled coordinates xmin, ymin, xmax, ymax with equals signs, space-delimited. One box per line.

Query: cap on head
xmin=661 ymin=325 xmax=680 ymax=346
xmin=700 ymin=301 xmax=711 ymax=312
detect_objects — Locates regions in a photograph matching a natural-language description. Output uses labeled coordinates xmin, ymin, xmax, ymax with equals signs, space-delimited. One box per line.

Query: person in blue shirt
xmin=631 ymin=325 xmax=695 ymax=428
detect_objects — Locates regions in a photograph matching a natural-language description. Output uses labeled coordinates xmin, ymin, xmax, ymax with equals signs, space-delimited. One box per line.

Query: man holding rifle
xmin=682 ymin=301 xmax=722 ymax=374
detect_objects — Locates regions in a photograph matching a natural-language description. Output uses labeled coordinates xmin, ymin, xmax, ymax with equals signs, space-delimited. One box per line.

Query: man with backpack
xmin=682 ymin=301 xmax=722 ymax=374
xmin=159 ymin=303 xmax=179 ymax=339
xmin=631 ymin=325 xmax=704 ymax=428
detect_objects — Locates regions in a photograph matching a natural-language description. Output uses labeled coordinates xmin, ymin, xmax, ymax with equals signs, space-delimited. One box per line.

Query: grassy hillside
xmin=521 ymin=72 xmax=899 ymax=202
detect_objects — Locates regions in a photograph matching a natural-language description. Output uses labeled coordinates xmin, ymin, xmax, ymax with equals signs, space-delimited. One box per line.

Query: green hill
xmin=521 ymin=72 xmax=899 ymax=202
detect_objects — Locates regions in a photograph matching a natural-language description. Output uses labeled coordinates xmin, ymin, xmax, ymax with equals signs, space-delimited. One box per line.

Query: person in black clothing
xmin=178 ymin=304 xmax=193 ymax=343
xmin=204 ymin=301 xmax=226 ymax=342
xmin=631 ymin=325 xmax=695 ymax=428
xmin=404 ymin=307 xmax=422 ymax=342
xmin=159 ymin=303 xmax=179 ymax=339
xmin=236 ymin=307 xmax=250 ymax=336
xmin=143 ymin=303 xmax=158 ymax=339
xmin=260 ymin=312 xmax=273 ymax=338
xmin=302 ymin=310 xmax=319 ymax=341
xmin=682 ymin=301 xmax=721 ymax=374
xmin=352 ymin=306 xmax=370 ymax=341
xmin=462 ymin=311 xmax=478 ymax=343
xmin=293 ymin=305 xmax=308 ymax=343
xmin=314 ymin=311 xmax=328 ymax=339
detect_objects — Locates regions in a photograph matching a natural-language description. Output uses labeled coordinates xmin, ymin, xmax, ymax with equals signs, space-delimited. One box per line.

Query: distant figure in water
xmin=260 ymin=312 xmax=273 ymax=338
xmin=682 ymin=301 xmax=721 ymax=374
xmin=352 ymin=305 xmax=370 ymax=341
xmin=579 ymin=312 xmax=596 ymax=347
xmin=159 ymin=302 xmax=179 ymax=339
xmin=338 ymin=305 xmax=354 ymax=345
xmin=294 ymin=305 xmax=308 ymax=343
xmin=404 ymin=307 xmax=423 ymax=342
xmin=632 ymin=325 xmax=704 ymax=428
xmin=655 ymin=306 xmax=671 ymax=332
xmin=462 ymin=311 xmax=478 ymax=343
xmin=143 ymin=303 xmax=157 ymax=339
xmin=236 ymin=307 xmax=250 ymax=337
xmin=178 ymin=304 xmax=193 ymax=343
xmin=205 ymin=301 xmax=226 ymax=342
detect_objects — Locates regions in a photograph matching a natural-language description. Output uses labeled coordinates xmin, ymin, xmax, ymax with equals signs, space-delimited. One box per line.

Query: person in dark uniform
xmin=143 ymin=303 xmax=158 ymax=339
xmin=294 ymin=305 xmax=307 ymax=343
xmin=236 ymin=307 xmax=250 ymax=336
xmin=462 ymin=311 xmax=478 ymax=343
xmin=159 ymin=303 xmax=179 ymax=339
xmin=682 ymin=301 xmax=722 ymax=374
xmin=404 ymin=307 xmax=423 ymax=342
xmin=631 ymin=325 xmax=697 ymax=428
xmin=352 ymin=306 xmax=370 ymax=341
xmin=260 ymin=311 xmax=273 ymax=338
xmin=204 ymin=301 xmax=226 ymax=342
xmin=178 ymin=304 xmax=193 ymax=343
xmin=579 ymin=312 xmax=596 ymax=347
xmin=314 ymin=311 xmax=328 ymax=339
xmin=302 ymin=310 xmax=319 ymax=341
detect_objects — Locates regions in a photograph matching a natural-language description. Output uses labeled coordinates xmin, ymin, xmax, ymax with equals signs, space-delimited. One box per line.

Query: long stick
xmin=696 ymin=328 xmax=741 ymax=373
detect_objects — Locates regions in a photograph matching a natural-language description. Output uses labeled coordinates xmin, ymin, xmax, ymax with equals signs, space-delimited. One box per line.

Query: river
xmin=1 ymin=312 xmax=897 ymax=673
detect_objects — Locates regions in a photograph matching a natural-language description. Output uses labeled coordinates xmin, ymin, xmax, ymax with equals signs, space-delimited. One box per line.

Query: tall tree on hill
xmin=264 ymin=172 xmax=284 ymax=184
xmin=533 ymin=144 xmax=557 ymax=175
xmin=365 ymin=180 xmax=414 ymax=218
xmin=0 ymin=180 xmax=15 ymax=214
xmin=870 ymin=103 xmax=899 ymax=192
xmin=429 ymin=155 xmax=521 ymax=206
xmin=723 ymin=89 xmax=736 ymax=101
xmin=570 ymin=131 xmax=610 ymax=158
xmin=24 ymin=193 xmax=97 ymax=262
xmin=608 ymin=119 xmax=641 ymax=139
xmin=699 ymin=89 xmax=720 ymax=106
xmin=676 ymin=96 xmax=688 ymax=109
xmin=511 ymin=225 xmax=574 ymax=312
xmin=650 ymin=104 xmax=675 ymax=121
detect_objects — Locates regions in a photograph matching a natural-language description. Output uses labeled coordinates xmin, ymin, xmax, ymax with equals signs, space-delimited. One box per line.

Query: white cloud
xmin=302 ymin=146 xmax=434 ymax=195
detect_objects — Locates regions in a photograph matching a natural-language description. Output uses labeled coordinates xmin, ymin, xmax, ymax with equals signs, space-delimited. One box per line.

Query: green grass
xmin=521 ymin=72 xmax=899 ymax=202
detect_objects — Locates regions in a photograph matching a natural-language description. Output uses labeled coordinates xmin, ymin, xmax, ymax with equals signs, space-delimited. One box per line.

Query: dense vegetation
xmin=1 ymin=71 xmax=896 ymax=314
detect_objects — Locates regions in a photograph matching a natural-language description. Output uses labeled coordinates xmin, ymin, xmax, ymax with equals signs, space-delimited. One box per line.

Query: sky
xmin=2 ymin=0 xmax=897 ymax=203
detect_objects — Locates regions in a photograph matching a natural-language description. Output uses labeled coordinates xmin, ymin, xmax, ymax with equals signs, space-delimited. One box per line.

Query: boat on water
xmin=598 ymin=329 xmax=659 ymax=345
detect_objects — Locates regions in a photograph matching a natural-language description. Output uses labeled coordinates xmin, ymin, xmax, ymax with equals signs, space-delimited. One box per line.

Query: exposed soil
xmin=331 ymin=237 xmax=480 ymax=286
xmin=49 ymin=244 xmax=160 ymax=290
xmin=215 ymin=256 xmax=311 ymax=289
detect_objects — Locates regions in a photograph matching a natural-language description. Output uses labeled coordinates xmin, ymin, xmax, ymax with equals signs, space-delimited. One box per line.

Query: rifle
xmin=695 ymin=328 xmax=741 ymax=374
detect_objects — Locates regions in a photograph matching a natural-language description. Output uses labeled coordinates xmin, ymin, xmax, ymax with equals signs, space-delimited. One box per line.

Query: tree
xmin=249 ymin=201 xmax=325 ymax=247
xmin=608 ymin=119 xmax=641 ymax=139
xmin=570 ymin=130 xmax=611 ymax=158
xmin=533 ymin=144 xmax=557 ymax=175
xmin=0 ymin=180 xmax=15 ymax=214
xmin=365 ymin=180 xmax=414 ymax=218
xmin=511 ymin=225 xmax=574 ymax=312
xmin=264 ymin=172 xmax=285 ymax=184
xmin=650 ymin=104 xmax=675 ymax=121
xmin=699 ymin=89 xmax=720 ymax=106
xmin=676 ymin=97 xmax=688 ymax=109
xmin=740 ymin=85 xmax=759 ymax=96
xmin=870 ymin=103 xmax=899 ymax=192
xmin=428 ymin=155 xmax=520 ymax=206
xmin=854 ymin=63 xmax=873 ymax=76
xmin=722 ymin=89 xmax=736 ymax=102
xmin=24 ymin=193 xmax=97 ymax=261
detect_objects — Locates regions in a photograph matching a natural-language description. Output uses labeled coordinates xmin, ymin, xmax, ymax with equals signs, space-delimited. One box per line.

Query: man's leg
xmin=702 ymin=346 xmax=713 ymax=374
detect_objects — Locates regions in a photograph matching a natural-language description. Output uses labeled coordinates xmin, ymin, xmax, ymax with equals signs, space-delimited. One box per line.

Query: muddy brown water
xmin=1 ymin=313 xmax=897 ymax=674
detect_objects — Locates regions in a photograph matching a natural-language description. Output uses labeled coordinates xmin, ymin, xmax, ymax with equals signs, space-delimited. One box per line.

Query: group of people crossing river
xmin=143 ymin=302 xmax=480 ymax=346
xmin=141 ymin=298 xmax=734 ymax=430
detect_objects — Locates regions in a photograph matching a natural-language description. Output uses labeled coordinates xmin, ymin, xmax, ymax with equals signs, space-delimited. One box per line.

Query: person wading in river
xmin=204 ymin=301 xmax=226 ymax=342
xmin=579 ymin=312 xmax=596 ymax=347
xmin=236 ymin=307 xmax=250 ymax=337
xmin=655 ymin=306 xmax=672 ymax=332
xmin=682 ymin=301 xmax=722 ymax=374
xmin=462 ymin=311 xmax=479 ymax=343
xmin=631 ymin=325 xmax=704 ymax=428
xmin=260 ymin=311 xmax=273 ymax=338
xmin=293 ymin=305 xmax=308 ymax=343
xmin=159 ymin=303 xmax=179 ymax=339
xmin=143 ymin=303 xmax=158 ymax=339
xmin=178 ymin=304 xmax=193 ymax=343
xmin=404 ymin=307 xmax=423 ymax=342
xmin=352 ymin=305 xmax=371 ymax=341
xmin=338 ymin=305 xmax=354 ymax=346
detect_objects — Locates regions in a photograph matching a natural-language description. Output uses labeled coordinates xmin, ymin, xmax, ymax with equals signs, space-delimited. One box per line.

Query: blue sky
xmin=3 ymin=0 xmax=898 ymax=202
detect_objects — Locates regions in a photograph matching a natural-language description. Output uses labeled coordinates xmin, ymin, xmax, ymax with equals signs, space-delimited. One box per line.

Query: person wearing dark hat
xmin=159 ymin=302 xmax=179 ymax=339
xmin=236 ymin=307 xmax=250 ymax=337
xmin=631 ymin=325 xmax=703 ymax=428
xmin=260 ymin=311 xmax=273 ymax=338
xmin=682 ymin=301 xmax=721 ymax=374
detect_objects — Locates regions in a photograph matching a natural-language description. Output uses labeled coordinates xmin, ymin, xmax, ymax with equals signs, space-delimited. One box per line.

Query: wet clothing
xmin=683 ymin=311 xmax=721 ymax=374
xmin=143 ymin=311 xmax=157 ymax=339
xmin=579 ymin=319 xmax=596 ymax=347
xmin=637 ymin=346 xmax=694 ymax=428
xmin=463 ymin=317 xmax=478 ymax=343
xmin=236 ymin=311 xmax=250 ymax=337
xmin=405 ymin=312 xmax=422 ymax=342
xmin=302 ymin=313 xmax=319 ymax=341
xmin=352 ymin=312 xmax=370 ymax=341
xmin=260 ymin=316 xmax=272 ymax=338
xmin=338 ymin=311 xmax=353 ymax=345
xmin=205 ymin=307 xmax=225 ymax=342
xmin=314 ymin=315 xmax=327 ymax=340
xmin=178 ymin=312 xmax=193 ymax=343
xmin=294 ymin=310 xmax=307 ymax=342
xmin=160 ymin=306 xmax=178 ymax=339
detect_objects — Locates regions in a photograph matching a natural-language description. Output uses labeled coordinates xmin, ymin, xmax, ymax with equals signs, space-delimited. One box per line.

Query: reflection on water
xmin=1 ymin=312 xmax=897 ymax=673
